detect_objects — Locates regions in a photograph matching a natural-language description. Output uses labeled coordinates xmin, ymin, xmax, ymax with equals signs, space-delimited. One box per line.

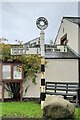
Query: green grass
xmin=0 ymin=102 xmax=80 ymax=119
xmin=1 ymin=102 xmax=42 ymax=118
xmin=0 ymin=103 xmax=2 ymax=117
xmin=74 ymin=108 xmax=80 ymax=119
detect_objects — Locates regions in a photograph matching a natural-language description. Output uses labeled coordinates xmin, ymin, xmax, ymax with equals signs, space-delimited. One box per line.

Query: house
xmin=45 ymin=17 xmax=80 ymax=82
xmin=23 ymin=17 xmax=80 ymax=99
xmin=0 ymin=17 xmax=80 ymax=101
xmin=24 ymin=37 xmax=40 ymax=48
xmin=54 ymin=17 xmax=80 ymax=55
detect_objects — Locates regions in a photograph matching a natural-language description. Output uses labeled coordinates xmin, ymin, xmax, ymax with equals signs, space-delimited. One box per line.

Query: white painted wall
xmin=1 ymin=59 xmax=78 ymax=98
xmin=55 ymin=19 xmax=79 ymax=54
xmin=45 ymin=59 xmax=78 ymax=82
xmin=0 ymin=85 xmax=9 ymax=99
xmin=78 ymin=25 xmax=80 ymax=55
xmin=23 ymin=59 xmax=78 ymax=97
xmin=23 ymin=75 xmax=41 ymax=98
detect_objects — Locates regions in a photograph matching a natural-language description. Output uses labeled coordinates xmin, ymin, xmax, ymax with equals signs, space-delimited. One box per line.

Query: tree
xmin=1 ymin=43 xmax=41 ymax=99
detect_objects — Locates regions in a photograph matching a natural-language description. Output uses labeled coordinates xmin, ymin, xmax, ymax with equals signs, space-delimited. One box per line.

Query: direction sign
xmin=11 ymin=47 xmax=40 ymax=55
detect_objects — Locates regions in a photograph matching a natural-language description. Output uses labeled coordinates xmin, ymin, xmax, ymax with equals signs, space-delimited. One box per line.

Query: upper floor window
xmin=2 ymin=65 xmax=11 ymax=79
xmin=60 ymin=33 xmax=67 ymax=45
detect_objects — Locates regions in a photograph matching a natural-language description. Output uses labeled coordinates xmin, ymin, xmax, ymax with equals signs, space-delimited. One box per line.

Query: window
xmin=60 ymin=33 xmax=67 ymax=45
xmin=13 ymin=65 xmax=22 ymax=79
xmin=2 ymin=65 xmax=11 ymax=79
xmin=2 ymin=64 xmax=23 ymax=81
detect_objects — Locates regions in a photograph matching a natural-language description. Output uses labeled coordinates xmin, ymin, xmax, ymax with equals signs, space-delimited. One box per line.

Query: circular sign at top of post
xmin=36 ymin=17 xmax=48 ymax=30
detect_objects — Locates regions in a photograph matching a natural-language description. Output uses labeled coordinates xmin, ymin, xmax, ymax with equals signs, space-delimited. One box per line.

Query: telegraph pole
xmin=36 ymin=17 xmax=48 ymax=109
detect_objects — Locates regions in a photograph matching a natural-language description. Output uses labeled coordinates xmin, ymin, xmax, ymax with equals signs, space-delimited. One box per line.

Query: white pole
xmin=40 ymin=30 xmax=45 ymax=57
xmin=36 ymin=17 xmax=48 ymax=109
xmin=40 ymin=30 xmax=46 ymax=109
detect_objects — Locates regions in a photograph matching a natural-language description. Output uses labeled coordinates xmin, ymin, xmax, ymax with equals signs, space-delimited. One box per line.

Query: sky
xmin=0 ymin=1 xmax=79 ymax=44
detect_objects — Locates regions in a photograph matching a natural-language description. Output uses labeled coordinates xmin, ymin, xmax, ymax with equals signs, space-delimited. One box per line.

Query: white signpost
xmin=10 ymin=17 xmax=48 ymax=109
xmin=11 ymin=47 xmax=40 ymax=55
xmin=36 ymin=17 xmax=48 ymax=109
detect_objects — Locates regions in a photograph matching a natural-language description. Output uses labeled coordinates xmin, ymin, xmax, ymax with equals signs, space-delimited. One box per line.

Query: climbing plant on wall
xmin=0 ymin=43 xmax=41 ymax=99
xmin=1 ymin=44 xmax=41 ymax=83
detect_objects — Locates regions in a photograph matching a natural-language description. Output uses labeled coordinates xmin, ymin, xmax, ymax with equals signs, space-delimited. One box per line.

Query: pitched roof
xmin=63 ymin=17 xmax=80 ymax=25
xmin=54 ymin=17 xmax=80 ymax=44
xmin=24 ymin=37 xmax=40 ymax=45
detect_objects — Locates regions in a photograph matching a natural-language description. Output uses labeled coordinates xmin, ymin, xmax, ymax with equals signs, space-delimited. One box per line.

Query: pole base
xmin=41 ymin=101 xmax=45 ymax=109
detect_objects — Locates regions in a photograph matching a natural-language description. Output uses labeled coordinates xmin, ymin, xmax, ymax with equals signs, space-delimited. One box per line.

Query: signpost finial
xmin=36 ymin=17 xmax=48 ymax=30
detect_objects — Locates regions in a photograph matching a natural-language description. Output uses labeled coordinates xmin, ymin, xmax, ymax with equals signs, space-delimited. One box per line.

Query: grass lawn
xmin=1 ymin=102 xmax=42 ymax=118
xmin=74 ymin=108 xmax=80 ymax=119
xmin=0 ymin=102 xmax=80 ymax=119
xmin=0 ymin=103 xmax=2 ymax=117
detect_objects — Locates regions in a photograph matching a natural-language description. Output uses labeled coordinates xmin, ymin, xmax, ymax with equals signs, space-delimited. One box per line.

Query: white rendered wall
xmin=78 ymin=25 xmax=80 ymax=55
xmin=23 ymin=59 xmax=78 ymax=98
xmin=45 ymin=59 xmax=78 ymax=83
xmin=55 ymin=19 xmax=79 ymax=54
xmin=23 ymin=74 xmax=40 ymax=98
xmin=1 ymin=59 xmax=78 ymax=98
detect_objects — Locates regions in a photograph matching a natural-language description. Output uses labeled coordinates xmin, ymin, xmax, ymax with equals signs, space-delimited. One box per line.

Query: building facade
xmin=0 ymin=17 xmax=80 ymax=100
xmin=23 ymin=17 xmax=80 ymax=98
xmin=54 ymin=17 xmax=80 ymax=55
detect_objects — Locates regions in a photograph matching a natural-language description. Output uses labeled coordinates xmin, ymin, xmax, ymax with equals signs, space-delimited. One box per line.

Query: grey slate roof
xmin=45 ymin=47 xmax=79 ymax=59
xmin=63 ymin=17 xmax=80 ymax=25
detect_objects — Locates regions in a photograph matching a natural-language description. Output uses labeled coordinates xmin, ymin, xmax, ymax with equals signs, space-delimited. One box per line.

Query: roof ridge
xmin=63 ymin=16 xmax=80 ymax=19
xmin=67 ymin=45 xmax=79 ymax=57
